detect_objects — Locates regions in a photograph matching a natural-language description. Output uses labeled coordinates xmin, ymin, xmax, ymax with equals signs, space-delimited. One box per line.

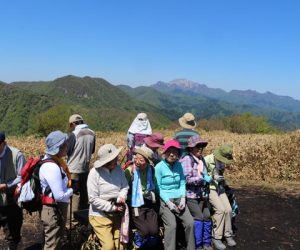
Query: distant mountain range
xmin=1 ymin=75 xmax=300 ymax=135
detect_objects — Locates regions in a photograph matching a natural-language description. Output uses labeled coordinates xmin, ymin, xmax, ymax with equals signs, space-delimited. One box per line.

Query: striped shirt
xmin=174 ymin=129 xmax=199 ymax=151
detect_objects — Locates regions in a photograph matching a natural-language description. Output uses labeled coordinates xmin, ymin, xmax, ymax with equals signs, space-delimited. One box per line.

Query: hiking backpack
xmin=20 ymin=156 xmax=54 ymax=213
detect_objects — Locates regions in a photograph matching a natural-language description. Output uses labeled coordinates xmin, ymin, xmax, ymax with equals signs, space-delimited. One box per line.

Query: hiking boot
xmin=212 ymin=239 xmax=226 ymax=250
xmin=203 ymin=244 xmax=213 ymax=250
xmin=225 ymin=237 xmax=237 ymax=247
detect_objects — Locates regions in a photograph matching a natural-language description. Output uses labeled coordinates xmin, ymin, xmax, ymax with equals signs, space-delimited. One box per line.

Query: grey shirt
xmin=87 ymin=165 xmax=129 ymax=217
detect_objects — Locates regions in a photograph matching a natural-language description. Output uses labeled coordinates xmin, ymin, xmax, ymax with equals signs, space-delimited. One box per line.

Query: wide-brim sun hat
xmin=162 ymin=139 xmax=181 ymax=154
xmin=143 ymin=132 xmax=164 ymax=148
xmin=45 ymin=130 xmax=68 ymax=156
xmin=187 ymin=135 xmax=208 ymax=148
xmin=178 ymin=112 xmax=197 ymax=129
xmin=133 ymin=145 xmax=154 ymax=163
xmin=94 ymin=144 xmax=123 ymax=168
xmin=213 ymin=144 xmax=233 ymax=164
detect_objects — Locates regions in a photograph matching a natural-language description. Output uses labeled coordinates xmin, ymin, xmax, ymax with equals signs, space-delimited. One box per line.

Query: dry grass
xmin=7 ymin=129 xmax=300 ymax=186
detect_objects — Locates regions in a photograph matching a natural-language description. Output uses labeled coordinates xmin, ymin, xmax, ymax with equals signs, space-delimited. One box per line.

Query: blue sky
xmin=1 ymin=1 xmax=300 ymax=100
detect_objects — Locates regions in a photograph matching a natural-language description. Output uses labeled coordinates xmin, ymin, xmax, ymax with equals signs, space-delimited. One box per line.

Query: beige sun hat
xmin=94 ymin=144 xmax=123 ymax=168
xmin=133 ymin=145 xmax=154 ymax=163
xmin=178 ymin=112 xmax=197 ymax=129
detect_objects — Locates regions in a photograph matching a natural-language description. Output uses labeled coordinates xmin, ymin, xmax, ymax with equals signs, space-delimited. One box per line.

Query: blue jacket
xmin=155 ymin=160 xmax=186 ymax=202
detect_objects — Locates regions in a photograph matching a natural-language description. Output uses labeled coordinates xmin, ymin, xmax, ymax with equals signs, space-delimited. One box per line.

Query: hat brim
xmin=143 ymin=137 xmax=164 ymax=148
xmin=187 ymin=141 xmax=208 ymax=148
xmin=45 ymin=135 xmax=67 ymax=156
xmin=178 ymin=117 xmax=197 ymax=129
xmin=213 ymin=149 xmax=233 ymax=164
xmin=94 ymin=147 xmax=123 ymax=168
xmin=133 ymin=148 xmax=152 ymax=163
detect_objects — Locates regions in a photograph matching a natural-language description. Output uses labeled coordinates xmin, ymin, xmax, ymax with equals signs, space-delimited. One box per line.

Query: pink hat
xmin=162 ymin=139 xmax=180 ymax=154
xmin=143 ymin=132 xmax=164 ymax=148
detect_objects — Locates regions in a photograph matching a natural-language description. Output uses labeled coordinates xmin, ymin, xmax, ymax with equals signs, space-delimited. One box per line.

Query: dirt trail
xmin=1 ymin=186 xmax=300 ymax=250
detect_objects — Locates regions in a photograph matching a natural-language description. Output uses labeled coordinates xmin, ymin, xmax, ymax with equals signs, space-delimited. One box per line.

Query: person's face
xmin=56 ymin=142 xmax=68 ymax=158
xmin=104 ymin=157 xmax=118 ymax=171
xmin=0 ymin=141 xmax=6 ymax=154
xmin=191 ymin=144 xmax=205 ymax=158
xmin=165 ymin=147 xmax=179 ymax=164
xmin=134 ymin=153 xmax=147 ymax=170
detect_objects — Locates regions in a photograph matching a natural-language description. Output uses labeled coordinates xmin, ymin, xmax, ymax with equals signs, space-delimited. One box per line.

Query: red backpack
xmin=20 ymin=156 xmax=55 ymax=214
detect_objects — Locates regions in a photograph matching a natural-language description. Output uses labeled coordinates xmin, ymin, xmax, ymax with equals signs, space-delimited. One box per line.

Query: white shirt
xmin=39 ymin=155 xmax=73 ymax=203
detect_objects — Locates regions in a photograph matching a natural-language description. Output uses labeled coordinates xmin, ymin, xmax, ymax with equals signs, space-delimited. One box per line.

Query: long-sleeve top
xmin=0 ymin=146 xmax=26 ymax=188
xmin=87 ymin=165 xmax=129 ymax=217
xmin=67 ymin=124 xmax=96 ymax=173
xmin=204 ymin=154 xmax=227 ymax=191
xmin=39 ymin=155 xmax=73 ymax=203
xmin=180 ymin=154 xmax=208 ymax=199
xmin=155 ymin=160 xmax=186 ymax=203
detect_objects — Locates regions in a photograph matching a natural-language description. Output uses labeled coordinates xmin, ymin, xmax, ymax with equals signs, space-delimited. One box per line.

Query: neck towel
xmin=131 ymin=164 xmax=154 ymax=208
xmin=120 ymin=203 xmax=130 ymax=244
xmin=51 ymin=155 xmax=72 ymax=187
xmin=191 ymin=154 xmax=207 ymax=177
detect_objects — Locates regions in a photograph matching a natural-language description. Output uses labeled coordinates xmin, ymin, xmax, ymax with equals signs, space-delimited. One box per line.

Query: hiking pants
xmin=41 ymin=202 xmax=68 ymax=250
xmin=159 ymin=199 xmax=195 ymax=250
xmin=209 ymin=190 xmax=233 ymax=239
xmin=132 ymin=205 xmax=159 ymax=237
xmin=89 ymin=214 xmax=125 ymax=250
xmin=186 ymin=198 xmax=211 ymax=221
xmin=0 ymin=203 xmax=23 ymax=249
xmin=68 ymin=172 xmax=89 ymax=222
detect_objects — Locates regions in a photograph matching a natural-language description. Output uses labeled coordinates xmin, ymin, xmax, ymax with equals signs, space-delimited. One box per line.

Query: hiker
xmin=0 ymin=131 xmax=26 ymax=250
xmin=126 ymin=113 xmax=152 ymax=161
xmin=67 ymin=114 xmax=96 ymax=223
xmin=180 ymin=135 xmax=213 ymax=250
xmin=174 ymin=112 xmax=199 ymax=154
xmin=205 ymin=144 xmax=237 ymax=250
xmin=39 ymin=130 xmax=73 ymax=250
xmin=87 ymin=144 xmax=129 ymax=250
xmin=155 ymin=139 xmax=195 ymax=250
xmin=124 ymin=145 xmax=159 ymax=248
xmin=143 ymin=132 xmax=164 ymax=166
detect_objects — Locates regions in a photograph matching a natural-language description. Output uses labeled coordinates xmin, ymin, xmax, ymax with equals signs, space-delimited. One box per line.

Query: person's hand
xmin=115 ymin=204 xmax=125 ymax=212
xmin=166 ymin=201 xmax=179 ymax=213
xmin=215 ymin=175 xmax=225 ymax=183
xmin=117 ymin=196 xmax=125 ymax=204
xmin=203 ymin=174 xmax=213 ymax=184
xmin=0 ymin=184 xmax=7 ymax=191
xmin=178 ymin=197 xmax=186 ymax=211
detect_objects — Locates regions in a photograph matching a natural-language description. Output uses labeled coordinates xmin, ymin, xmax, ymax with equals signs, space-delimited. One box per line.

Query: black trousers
xmin=131 ymin=204 xmax=159 ymax=236
xmin=0 ymin=203 xmax=23 ymax=246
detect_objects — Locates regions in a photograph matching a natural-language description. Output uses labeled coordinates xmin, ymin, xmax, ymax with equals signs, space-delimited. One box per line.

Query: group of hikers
xmin=0 ymin=112 xmax=238 ymax=250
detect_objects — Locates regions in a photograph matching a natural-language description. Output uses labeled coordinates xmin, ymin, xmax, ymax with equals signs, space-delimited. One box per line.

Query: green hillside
xmin=2 ymin=76 xmax=171 ymax=135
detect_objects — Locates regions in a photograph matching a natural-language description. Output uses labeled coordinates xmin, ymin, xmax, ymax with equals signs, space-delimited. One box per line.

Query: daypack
xmin=19 ymin=156 xmax=55 ymax=213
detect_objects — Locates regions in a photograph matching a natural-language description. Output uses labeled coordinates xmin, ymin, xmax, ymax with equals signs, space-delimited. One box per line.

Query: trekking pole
xmin=69 ymin=196 xmax=72 ymax=250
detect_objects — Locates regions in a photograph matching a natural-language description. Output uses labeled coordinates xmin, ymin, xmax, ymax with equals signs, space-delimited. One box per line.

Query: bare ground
xmin=1 ymin=185 xmax=300 ymax=250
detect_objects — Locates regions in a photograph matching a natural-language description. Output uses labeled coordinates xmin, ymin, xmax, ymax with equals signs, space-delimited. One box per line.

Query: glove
xmin=215 ymin=175 xmax=225 ymax=183
xmin=203 ymin=174 xmax=213 ymax=183
xmin=178 ymin=197 xmax=186 ymax=210
xmin=166 ymin=201 xmax=179 ymax=213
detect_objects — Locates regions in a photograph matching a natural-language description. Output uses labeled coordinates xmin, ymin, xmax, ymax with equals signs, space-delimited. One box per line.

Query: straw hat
xmin=178 ymin=113 xmax=197 ymax=129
